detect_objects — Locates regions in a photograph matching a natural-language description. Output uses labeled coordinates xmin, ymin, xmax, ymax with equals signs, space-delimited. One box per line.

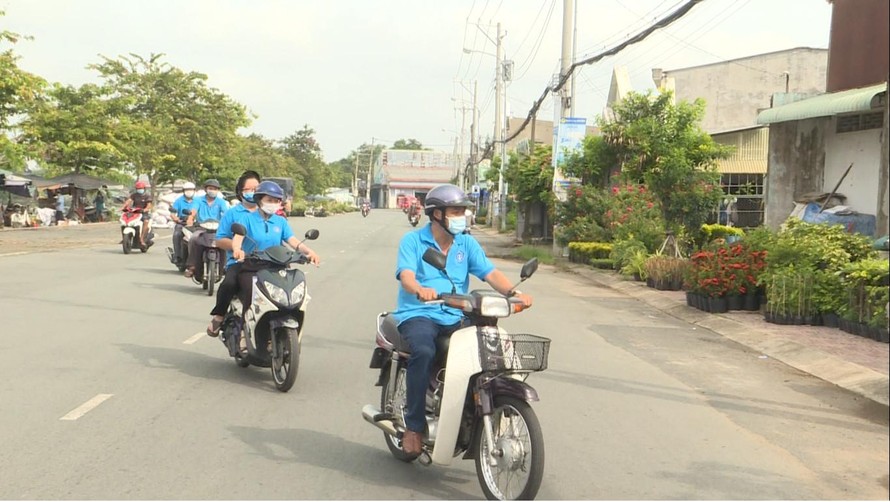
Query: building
xmin=371 ymin=150 xmax=462 ymax=209
xmin=756 ymin=0 xmax=889 ymax=235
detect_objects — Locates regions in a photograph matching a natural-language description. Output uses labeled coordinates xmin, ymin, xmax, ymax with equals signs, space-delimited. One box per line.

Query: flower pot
xmin=822 ymin=313 xmax=839 ymax=328
xmin=708 ymin=296 xmax=728 ymax=313
xmin=685 ymin=291 xmax=694 ymax=306
xmin=851 ymin=322 xmax=864 ymax=337
xmin=869 ymin=326 xmax=883 ymax=341
xmin=727 ymin=294 xmax=744 ymax=311
xmin=838 ymin=318 xmax=850 ymax=333
xmin=743 ymin=293 xmax=760 ymax=311
xmin=805 ymin=314 xmax=822 ymax=326
xmin=670 ymin=278 xmax=683 ymax=291
xmin=646 ymin=278 xmax=655 ymax=288
xmin=633 ymin=273 xmax=642 ymax=282
xmin=791 ymin=315 xmax=804 ymax=325
xmin=880 ymin=328 xmax=890 ymax=343
xmin=764 ymin=311 xmax=774 ymax=323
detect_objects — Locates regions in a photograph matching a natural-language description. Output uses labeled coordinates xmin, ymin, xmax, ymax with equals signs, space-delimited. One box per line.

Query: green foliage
xmin=562 ymin=135 xmax=611 ymax=187
xmin=503 ymin=144 xmax=554 ymax=205
xmin=620 ymin=249 xmax=650 ymax=280
xmin=514 ymin=245 xmax=555 ymax=265
xmin=701 ymin=223 xmax=745 ymax=242
xmin=589 ymin=258 xmax=615 ymax=269
xmin=601 ymin=183 xmax=665 ymax=252
xmin=567 ymin=241 xmax=612 ymax=263
xmin=0 ymin=17 xmax=46 ymax=170
xmin=392 ymin=138 xmax=424 ymax=150
xmin=279 ymin=125 xmax=331 ymax=196
xmin=610 ymin=238 xmax=648 ymax=271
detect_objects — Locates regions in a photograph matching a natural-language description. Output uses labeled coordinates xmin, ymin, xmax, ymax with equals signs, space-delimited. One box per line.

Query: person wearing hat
xmin=390 ymin=183 xmax=533 ymax=456
xmin=184 ymin=178 xmax=229 ymax=278
xmin=122 ymin=180 xmax=153 ymax=248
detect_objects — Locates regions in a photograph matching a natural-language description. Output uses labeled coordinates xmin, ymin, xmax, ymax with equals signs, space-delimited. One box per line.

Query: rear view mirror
xmin=231 ymin=223 xmax=247 ymax=236
xmin=305 ymin=229 xmax=320 ymax=240
xmin=422 ymin=248 xmax=447 ymax=271
xmin=520 ymin=258 xmax=538 ymax=280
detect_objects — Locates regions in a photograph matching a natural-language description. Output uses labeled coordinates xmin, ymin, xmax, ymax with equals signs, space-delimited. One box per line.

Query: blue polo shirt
xmin=171 ymin=195 xmax=197 ymax=219
xmin=216 ymin=204 xmax=257 ymax=268
xmin=192 ymin=195 xmax=228 ymax=223
xmin=394 ymin=223 xmax=494 ymax=325
xmin=218 ymin=209 xmax=295 ymax=268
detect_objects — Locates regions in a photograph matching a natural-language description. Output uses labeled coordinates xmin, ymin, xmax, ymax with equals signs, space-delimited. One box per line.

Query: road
xmin=1 ymin=211 xmax=887 ymax=499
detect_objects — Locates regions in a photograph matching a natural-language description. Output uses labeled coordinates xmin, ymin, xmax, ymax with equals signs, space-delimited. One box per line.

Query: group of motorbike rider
xmin=124 ymin=174 xmax=529 ymax=457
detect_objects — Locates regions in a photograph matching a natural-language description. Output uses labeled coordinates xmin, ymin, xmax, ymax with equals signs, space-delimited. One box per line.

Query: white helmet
xmin=182 ymin=182 xmax=196 ymax=190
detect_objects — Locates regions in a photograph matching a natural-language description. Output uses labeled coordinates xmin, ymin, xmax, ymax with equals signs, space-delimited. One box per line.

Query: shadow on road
xmin=115 ymin=342 xmax=279 ymax=393
xmin=228 ymin=425 xmax=478 ymax=499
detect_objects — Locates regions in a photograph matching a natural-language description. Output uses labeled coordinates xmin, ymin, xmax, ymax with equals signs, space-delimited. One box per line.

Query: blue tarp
xmin=799 ymin=202 xmax=876 ymax=236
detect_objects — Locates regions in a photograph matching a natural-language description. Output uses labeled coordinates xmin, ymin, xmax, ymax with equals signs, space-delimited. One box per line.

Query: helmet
xmin=203 ymin=179 xmax=221 ymax=189
xmin=182 ymin=182 xmax=196 ymax=190
xmin=424 ymin=184 xmax=472 ymax=216
xmin=254 ymin=180 xmax=284 ymax=200
xmin=134 ymin=181 xmax=147 ymax=189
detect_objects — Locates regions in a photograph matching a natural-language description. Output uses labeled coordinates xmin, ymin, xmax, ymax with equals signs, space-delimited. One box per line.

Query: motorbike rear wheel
xmin=271 ymin=327 xmax=300 ymax=392
xmin=475 ymin=396 xmax=544 ymax=501
xmin=379 ymin=365 xmax=419 ymax=462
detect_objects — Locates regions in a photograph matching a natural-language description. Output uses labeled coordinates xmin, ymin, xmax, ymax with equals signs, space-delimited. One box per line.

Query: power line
xmin=470 ymin=0 xmax=705 ymax=166
xmin=513 ymin=0 xmax=558 ymax=81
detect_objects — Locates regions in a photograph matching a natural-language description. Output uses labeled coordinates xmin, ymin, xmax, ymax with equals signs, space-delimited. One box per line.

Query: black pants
xmin=210 ymin=263 xmax=258 ymax=316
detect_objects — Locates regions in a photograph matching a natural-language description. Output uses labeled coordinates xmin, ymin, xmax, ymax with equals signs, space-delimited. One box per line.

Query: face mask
xmin=136 ymin=189 xmax=145 ymax=195
xmin=446 ymin=216 xmax=467 ymax=235
xmin=261 ymin=202 xmax=281 ymax=215
xmin=205 ymin=189 xmax=218 ymax=199
xmin=183 ymin=190 xmax=195 ymax=199
xmin=242 ymin=192 xmax=255 ymax=204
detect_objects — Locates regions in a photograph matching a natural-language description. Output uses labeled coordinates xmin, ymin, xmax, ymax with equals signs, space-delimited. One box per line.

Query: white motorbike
xmin=119 ymin=207 xmax=153 ymax=254
xmin=218 ymin=223 xmax=319 ymax=392
xmin=363 ymin=250 xmax=549 ymax=500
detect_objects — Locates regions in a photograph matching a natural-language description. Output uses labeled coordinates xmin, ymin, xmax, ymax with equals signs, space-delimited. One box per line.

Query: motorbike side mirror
xmin=520 ymin=258 xmax=539 ymax=280
xmin=304 ymin=229 xmax=320 ymax=240
xmin=231 ymin=223 xmax=247 ymax=236
xmin=422 ymin=248 xmax=447 ymax=271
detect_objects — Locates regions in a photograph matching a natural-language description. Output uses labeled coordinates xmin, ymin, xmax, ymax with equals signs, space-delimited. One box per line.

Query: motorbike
xmin=182 ymin=219 xmax=224 ymax=296
xmin=119 ymin=208 xmax=153 ymax=254
xmin=361 ymin=204 xmax=370 ymax=218
xmin=218 ymin=223 xmax=320 ymax=392
xmin=165 ymin=218 xmax=190 ymax=272
xmin=363 ymin=250 xmax=549 ymax=500
xmin=407 ymin=207 xmax=421 ymax=227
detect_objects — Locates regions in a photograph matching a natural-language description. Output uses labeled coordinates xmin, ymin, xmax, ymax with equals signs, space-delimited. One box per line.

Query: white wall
xmin=823 ymin=121 xmax=883 ymax=215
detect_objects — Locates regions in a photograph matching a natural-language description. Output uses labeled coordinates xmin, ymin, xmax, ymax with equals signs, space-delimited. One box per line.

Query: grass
xmin=513 ymin=245 xmax=556 ymax=265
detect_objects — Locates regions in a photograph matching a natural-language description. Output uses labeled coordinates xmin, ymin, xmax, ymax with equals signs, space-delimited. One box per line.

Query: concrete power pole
xmin=469 ymin=79 xmax=478 ymax=189
xmin=553 ymin=0 xmax=575 ymax=253
xmin=366 ymin=137 xmax=375 ymax=206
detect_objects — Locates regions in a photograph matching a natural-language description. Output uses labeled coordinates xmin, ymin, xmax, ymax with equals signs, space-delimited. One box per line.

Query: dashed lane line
xmin=60 ymin=394 xmax=113 ymax=421
xmin=183 ymin=332 xmax=204 ymax=344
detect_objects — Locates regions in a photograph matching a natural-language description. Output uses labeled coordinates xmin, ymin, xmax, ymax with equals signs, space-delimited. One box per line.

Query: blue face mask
xmin=136 ymin=189 xmax=145 ymax=195
xmin=446 ymin=216 xmax=467 ymax=235
xmin=242 ymin=192 xmax=255 ymax=204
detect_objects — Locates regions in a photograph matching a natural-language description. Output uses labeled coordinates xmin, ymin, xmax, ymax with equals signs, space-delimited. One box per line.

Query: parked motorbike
xmin=119 ymin=208 xmax=153 ymax=254
xmin=218 ymin=223 xmax=320 ymax=392
xmin=363 ymin=250 xmax=549 ymax=500
xmin=182 ymin=219 xmax=224 ymax=296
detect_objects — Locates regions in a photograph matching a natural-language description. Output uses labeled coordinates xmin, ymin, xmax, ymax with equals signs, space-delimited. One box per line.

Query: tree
xmin=226 ymin=133 xmax=303 ymax=194
xmin=0 ymin=14 xmax=46 ymax=171
xmin=88 ymin=53 xmax=250 ymax=190
xmin=279 ymin=125 xmax=333 ymax=196
xmin=392 ymin=138 xmax=424 ymax=150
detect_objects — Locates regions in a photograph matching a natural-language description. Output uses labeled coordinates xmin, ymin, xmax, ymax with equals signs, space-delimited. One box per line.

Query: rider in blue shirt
xmin=169 ymin=182 xmax=197 ymax=266
xmin=392 ymin=184 xmax=532 ymax=456
xmin=184 ymin=179 xmax=229 ymax=278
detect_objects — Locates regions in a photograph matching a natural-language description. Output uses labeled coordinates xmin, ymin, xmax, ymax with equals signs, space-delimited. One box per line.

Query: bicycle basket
xmin=478 ymin=332 xmax=550 ymax=372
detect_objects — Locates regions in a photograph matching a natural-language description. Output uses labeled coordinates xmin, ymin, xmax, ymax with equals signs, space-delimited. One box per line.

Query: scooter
xmin=165 ymin=218 xmax=190 ymax=272
xmin=218 ymin=223 xmax=320 ymax=392
xmin=119 ymin=208 xmax=153 ymax=254
xmin=361 ymin=204 xmax=370 ymax=218
xmin=408 ymin=207 xmax=421 ymax=227
xmin=182 ymin=220 xmax=224 ymax=296
xmin=363 ymin=250 xmax=549 ymax=500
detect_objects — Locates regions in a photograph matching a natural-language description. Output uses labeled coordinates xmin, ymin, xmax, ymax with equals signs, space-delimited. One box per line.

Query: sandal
xmin=206 ymin=317 xmax=223 ymax=337
xmin=184 ymin=267 xmax=194 ymax=278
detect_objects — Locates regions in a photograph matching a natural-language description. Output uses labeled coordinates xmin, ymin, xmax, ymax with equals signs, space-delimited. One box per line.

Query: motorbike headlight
xmin=290 ymin=282 xmax=306 ymax=305
xmin=479 ymin=296 xmax=511 ymax=318
xmin=201 ymin=221 xmax=219 ymax=231
xmin=263 ymin=281 xmax=290 ymax=305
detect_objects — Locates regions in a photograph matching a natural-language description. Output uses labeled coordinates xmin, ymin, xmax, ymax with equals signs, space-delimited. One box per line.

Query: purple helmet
xmin=424 ymin=184 xmax=472 ymax=216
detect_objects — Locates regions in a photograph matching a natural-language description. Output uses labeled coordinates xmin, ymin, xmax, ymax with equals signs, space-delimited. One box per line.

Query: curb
xmin=471 ymin=226 xmax=889 ymax=408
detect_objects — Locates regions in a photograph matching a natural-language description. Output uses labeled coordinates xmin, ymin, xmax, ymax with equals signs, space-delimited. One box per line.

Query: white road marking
xmin=0 ymin=251 xmax=29 ymax=258
xmin=60 ymin=394 xmax=113 ymax=421
xmin=183 ymin=332 xmax=204 ymax=344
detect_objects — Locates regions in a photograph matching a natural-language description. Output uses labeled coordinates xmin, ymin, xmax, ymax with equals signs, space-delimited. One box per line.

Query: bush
xmin=610 ymin=238 xmax=647 ymax=270
xmin=568 ymin=242 xmax=612 ymax=263
xmin=701 ymin=223 xmax=745 ymax=242
xmin=590 ymin=258 xmax=615 ymax=269
xmin=514 ymin=245 xmax=555 ymax=265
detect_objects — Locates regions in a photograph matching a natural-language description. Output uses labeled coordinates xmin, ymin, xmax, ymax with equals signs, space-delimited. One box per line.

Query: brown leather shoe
xmin=402 ymin=430 xmax=423 ymax=455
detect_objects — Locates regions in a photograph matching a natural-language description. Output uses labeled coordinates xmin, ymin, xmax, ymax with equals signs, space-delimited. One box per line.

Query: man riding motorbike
xmin=222 ymin=180 xmax=322 ymax=352
xmin=122 ymin=180 xmax=153 ymax=248
xmin=169 ymin=182 xmax=198 ymax=266
xmin=392 ymin=183 xmax=533 ymax=455
xmin=184 ymin=179 xmax=229 ymax=279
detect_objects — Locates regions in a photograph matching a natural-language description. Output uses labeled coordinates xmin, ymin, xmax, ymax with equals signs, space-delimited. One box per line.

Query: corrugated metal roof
xmin=712 ymin=126 xmax=769 ymax=173
xmin=756 ymin=83 xmax=887 ymax=124
xmin=715 ymin=158 xmax=767 ymax=174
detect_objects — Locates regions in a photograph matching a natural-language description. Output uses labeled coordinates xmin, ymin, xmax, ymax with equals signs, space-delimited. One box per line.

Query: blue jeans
xmin=398 ymin=317 xmax=464 ymax=433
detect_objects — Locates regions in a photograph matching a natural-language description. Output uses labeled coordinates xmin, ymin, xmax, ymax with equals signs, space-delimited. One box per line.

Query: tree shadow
xmin=227 ymin=425 xmax=478 ymax=499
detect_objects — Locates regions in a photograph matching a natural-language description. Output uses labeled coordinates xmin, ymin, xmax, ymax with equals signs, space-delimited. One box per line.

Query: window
xmin=713 ymin=174 xmax=765 ymax=228
xmin=836 ymin=112 xmax=884 ymax=133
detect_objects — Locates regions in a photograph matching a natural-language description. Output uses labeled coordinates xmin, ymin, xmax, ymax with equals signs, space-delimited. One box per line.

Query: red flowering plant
xmin=602 ymin=181 xmax=665 ymax=252
xmin=689 ymin=242 xmax=769 ymax=298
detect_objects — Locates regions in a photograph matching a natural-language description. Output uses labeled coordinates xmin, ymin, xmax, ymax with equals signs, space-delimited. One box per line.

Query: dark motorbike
xmin=408 ymin=206 xmax=421 ymax=227
xmin=361 ymin=203 xmax=370 ymax=218
xmin=363 ymin=250 xmax=549 ymax=500
xmin=219 ymin=224 xmax=320 ymax=392
xmin=183 ymin=219 xmax=224 ymax=296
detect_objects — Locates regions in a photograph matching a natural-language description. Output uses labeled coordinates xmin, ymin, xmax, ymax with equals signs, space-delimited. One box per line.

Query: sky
xmin=2 ymin=0 xmax=833 ymax=162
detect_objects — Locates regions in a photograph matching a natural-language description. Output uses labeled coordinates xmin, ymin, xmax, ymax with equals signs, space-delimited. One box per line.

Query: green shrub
xmin=701 ymin=223 xmax=745 ymax=242
xmin=514 ymin=245 xmax=555 ymax=265
xmin=610 ymin=238 xmax=647 ymax=270
xmin=589 ymin=258 xmax=615 ymax=269
xmin=568 ymin=242 xmax=612 ymax=263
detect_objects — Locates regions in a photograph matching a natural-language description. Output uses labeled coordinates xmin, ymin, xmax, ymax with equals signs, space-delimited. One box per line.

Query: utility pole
xmin=493 ymin=22 xmax=504 ymax=231
xmin=553 ymin=0 xmax=575 ymax=253
xmin=353 ymin=154 xmax=359 ymax=201
xmin=366 ymin=137 xmax=374 ymax=206
xmin=469 ymin=79 xmax=478 ymax=190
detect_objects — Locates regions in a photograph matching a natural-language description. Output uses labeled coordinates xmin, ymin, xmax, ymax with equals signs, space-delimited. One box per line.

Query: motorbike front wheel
xmin=271 ymin=327 xmax=300 ymax=392
xmin=475 ymin=396 xmax=544 ymax=501
xmin=122 ymin=234 xmax=132 ymax=254
xmin=379 ymin=365 xmax=419 ymax=462
xmin=206 ymin=260 xmax=216 ymax=296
